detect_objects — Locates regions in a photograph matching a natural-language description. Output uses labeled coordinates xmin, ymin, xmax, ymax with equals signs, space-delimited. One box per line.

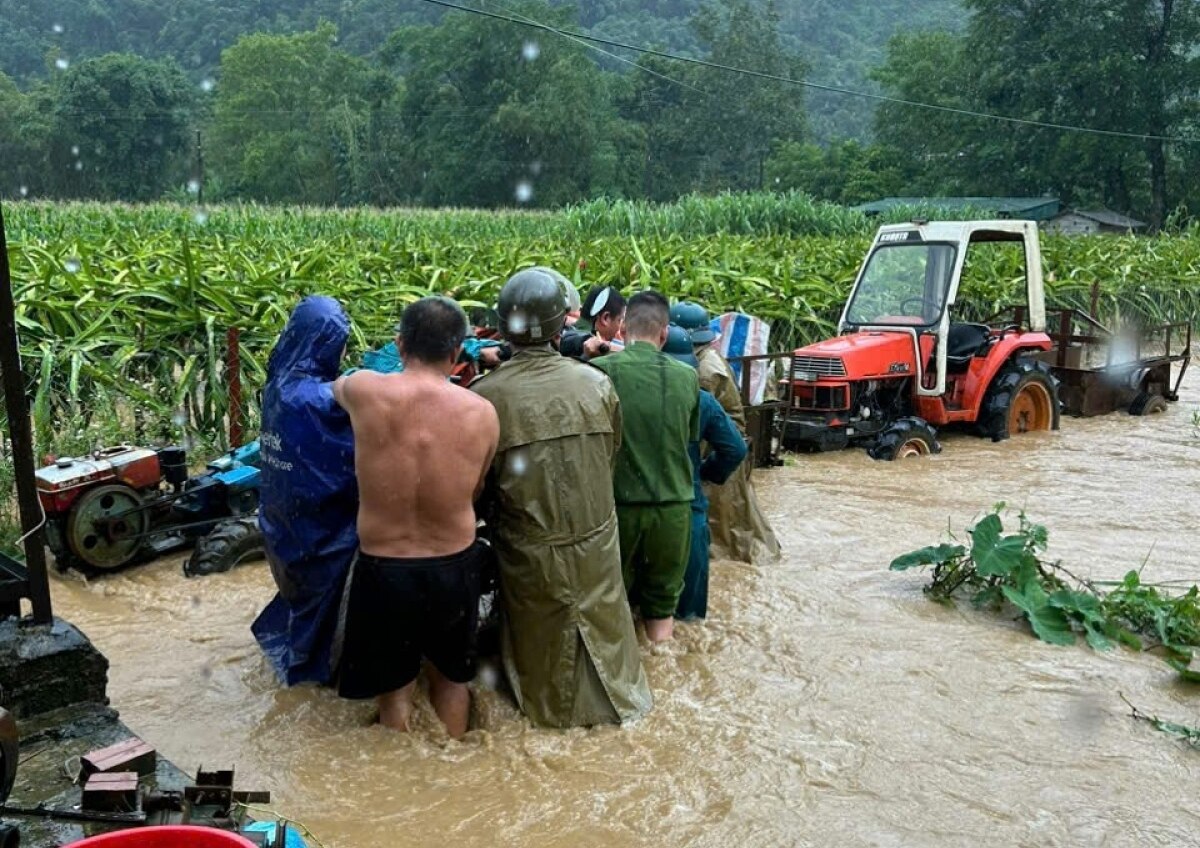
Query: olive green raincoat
xmin=472 ymin=347 xmax=652 ymax=728
xmin=697 ymin=345 xmax=781 ymax=563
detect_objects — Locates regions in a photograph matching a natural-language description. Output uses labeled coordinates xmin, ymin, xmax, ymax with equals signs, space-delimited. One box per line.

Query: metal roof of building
xmin=1067 ymin=209 xmax=1147 ymax=229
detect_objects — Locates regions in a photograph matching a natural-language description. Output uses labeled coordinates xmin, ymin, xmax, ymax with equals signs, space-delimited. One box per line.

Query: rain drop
xmin=74 ymin=160 xmax=83 ymax=171
xmin=187 ymin=179 xmax=200 ymax=195
xmin=194 ymin=210 xmax=209 ymax=225
xmin=508 ymin=449 xmax=529 ymax=476
xmin=530 ymin=161 xmax=543 ymax=176
xmin=522 ymin=41 xmax=541 ymax=61
xmin=515 ymin=180 xmax=534 ymax=204
xmin=18 ymin=186 xmax=27 ymax=197
xmin=200 ymin=78 xmax=215 ymax=93
xmin=71 ymin=145 xmax=79 ymax=156
xmin=55 ymin=58 xmax=69 ymax=70
xmin=508 ymin=310 xmax=528 ymax=334
xmin=52 ymin=24 xmax=64 ymax=34
xmin=171 ymin=409 xmax=187 ymax=427
xmin=64 ymin=258 xmax=81 ymax=274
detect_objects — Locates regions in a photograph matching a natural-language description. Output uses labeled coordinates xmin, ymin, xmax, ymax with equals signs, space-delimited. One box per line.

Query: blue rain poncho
xmin=251 ymin=296 xmax=358 ymax=686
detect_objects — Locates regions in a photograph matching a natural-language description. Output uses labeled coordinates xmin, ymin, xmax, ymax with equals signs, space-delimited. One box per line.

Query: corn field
xmin=5 ymin=194 xmax=1200 ymax=467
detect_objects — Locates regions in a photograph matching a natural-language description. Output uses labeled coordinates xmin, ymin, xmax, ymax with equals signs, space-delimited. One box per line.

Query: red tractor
xmin=783 ymin=220 xmax=1062 ymax=459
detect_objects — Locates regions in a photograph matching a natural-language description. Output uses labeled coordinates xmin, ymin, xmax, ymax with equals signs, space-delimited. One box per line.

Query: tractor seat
xmin=944 ymin=323 xmax=992 ymax=372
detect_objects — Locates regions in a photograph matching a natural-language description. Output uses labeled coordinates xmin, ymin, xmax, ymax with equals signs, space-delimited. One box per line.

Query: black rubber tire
xmin=184 ymin=516 xmax=265 ymax=577
xmin=977 ymin=357 xmax=1061 ymax=442
xmin=867 ymin=417 xmax=942 ymax=461
xmin=1128 ymin=391 xmax=1169 ymax=416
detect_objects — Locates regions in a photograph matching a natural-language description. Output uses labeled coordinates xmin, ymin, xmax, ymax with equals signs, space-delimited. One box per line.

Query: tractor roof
xmin=875 ymin=219 xmax=1037 ymax=245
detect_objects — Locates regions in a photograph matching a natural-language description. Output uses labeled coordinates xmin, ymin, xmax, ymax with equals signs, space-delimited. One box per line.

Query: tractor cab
xmin=784 ymin=221 xmax=1058 ymax=459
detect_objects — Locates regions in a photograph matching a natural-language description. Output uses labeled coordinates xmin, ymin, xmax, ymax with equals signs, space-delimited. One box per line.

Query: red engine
xmin=35 ymin=446 xmax=163 ymax=516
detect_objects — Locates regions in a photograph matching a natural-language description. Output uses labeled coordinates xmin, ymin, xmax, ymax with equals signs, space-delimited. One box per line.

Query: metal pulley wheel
xmin=65 ymin=483 xmax=148 ymax=570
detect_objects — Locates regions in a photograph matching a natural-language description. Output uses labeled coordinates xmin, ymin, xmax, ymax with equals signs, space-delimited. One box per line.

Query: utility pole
xmin=0 ymin=198 xmax=53 ymax=624
xmin=195 ymin=130 xmax=205 ymax=205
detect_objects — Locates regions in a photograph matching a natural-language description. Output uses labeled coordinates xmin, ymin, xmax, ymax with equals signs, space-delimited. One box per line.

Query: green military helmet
xmin=498 ymin=268 xmax=567 ymax=344
xmin=670 ymin=301 xmax=717 ymax=344
xmin=663 ymin=324 xmax=699 ymax=369
xmin=529 ymin=265 xmax=581 ymax=314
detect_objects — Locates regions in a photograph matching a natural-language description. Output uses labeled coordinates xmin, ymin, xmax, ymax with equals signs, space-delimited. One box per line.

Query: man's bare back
xmin=335 ymin=369 xmax=498 ymax=558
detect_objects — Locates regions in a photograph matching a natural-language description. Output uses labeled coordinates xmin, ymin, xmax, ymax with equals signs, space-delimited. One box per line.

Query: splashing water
xmin=515 ymin=181 xmax=534 ymax=204
xmin=55 ymin=58 xmax=69 ymax=70
xmin=521 ymin=41 xmax=541 ymax=61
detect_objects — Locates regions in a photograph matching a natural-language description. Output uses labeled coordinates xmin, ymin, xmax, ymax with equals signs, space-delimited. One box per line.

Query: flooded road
xmin=50 ymin=385 xmax=1200 ymax=847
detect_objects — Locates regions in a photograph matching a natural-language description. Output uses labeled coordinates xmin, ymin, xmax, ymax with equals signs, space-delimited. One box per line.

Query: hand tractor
xmin=34 ymin=442 xmax=264 ymax=575
xmin=781 ymin=219 xmax=1189 ymax=460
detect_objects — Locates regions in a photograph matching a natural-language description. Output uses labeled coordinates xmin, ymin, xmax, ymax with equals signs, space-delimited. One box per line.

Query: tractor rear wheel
xmin=1129 ymin=391 xmax=1169 ymax=416
xmin=184 ymin=517 xmax=265 ymax=577
xmin=868 ymin=417 xmax=942 ymax=461
xmin=978 ymin=358 xmax=1060 ymax=442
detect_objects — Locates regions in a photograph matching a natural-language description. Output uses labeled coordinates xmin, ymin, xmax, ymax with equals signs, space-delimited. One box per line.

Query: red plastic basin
xmin=66 ymin=825 xmax=257 ymax=847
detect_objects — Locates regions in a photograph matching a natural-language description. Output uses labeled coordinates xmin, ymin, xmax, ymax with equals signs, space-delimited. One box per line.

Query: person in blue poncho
xmin=252 ymin=296 xmax=359 ymax=686
xmin=661 ymin=325 xmax=747 ymax=620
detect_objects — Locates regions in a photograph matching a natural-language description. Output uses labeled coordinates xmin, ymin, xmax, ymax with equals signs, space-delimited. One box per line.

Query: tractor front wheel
xmin=978 ymin=358 xmax=1060 ymax=442
xmin=1129 ymin=391 xmax=1169 ymax=416
xmin=868 ymin=417 xmax=942 ymax=461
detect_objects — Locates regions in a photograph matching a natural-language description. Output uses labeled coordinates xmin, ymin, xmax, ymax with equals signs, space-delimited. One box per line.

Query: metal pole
xmin=0 ymin=200 xmax=53 ymax=623
xmin=226 ymin=327 xmax=242 ymax=448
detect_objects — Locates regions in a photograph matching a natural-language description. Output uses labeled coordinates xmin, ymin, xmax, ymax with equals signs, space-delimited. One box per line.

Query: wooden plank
xmin=81 ymin=737 xmax=157 ymax=777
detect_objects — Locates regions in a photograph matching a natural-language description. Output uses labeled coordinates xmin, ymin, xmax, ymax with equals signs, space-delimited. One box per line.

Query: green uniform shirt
xmin=593 ymin=340 xmax=699 ymax=505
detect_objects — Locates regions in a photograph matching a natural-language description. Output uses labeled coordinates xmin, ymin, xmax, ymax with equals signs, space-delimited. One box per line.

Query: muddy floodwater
xmin=49 ymin=382 xmax=1200 ymax=847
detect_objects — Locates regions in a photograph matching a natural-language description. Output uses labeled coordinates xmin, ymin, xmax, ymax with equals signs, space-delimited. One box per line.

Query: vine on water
xmin=890 ymin=505 xmax=1200 ymax=682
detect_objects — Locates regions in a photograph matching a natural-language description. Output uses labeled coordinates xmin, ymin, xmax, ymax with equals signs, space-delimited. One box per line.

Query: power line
xmin=417 ymin=0 xmax=1200 ymax=145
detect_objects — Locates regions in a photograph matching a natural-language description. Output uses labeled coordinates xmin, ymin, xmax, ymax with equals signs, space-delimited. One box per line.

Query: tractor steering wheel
xmin=898 ymin=296 xmax=937 ymax=318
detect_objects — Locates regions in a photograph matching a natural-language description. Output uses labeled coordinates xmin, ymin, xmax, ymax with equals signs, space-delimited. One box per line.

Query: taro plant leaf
xmin=890 ymin=543 xmax=966 ymax=571
xmin=1002 ymin=584 xmax=1077 ymax=646
xmin=970 ymin=513 xmax=1028 ymax=577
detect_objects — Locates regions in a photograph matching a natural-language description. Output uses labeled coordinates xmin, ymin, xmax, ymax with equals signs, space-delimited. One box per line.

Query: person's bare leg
xmin=377 ymin=680 xmax=418 ymax=731
xmin=645 ymin=617 xmax=674 ymax=643
xmin=427 ymin=665 xmax=471 ymax=739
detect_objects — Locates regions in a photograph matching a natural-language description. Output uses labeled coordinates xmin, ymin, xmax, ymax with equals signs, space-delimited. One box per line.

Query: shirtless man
xmin=333 ymin=296 xmax=499 ymax=738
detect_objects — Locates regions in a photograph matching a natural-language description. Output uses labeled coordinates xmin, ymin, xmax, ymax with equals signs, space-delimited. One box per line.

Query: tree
xmin=45 ymin=54 xmax=194 ymax=200
xmin=383 ymin=1 xmax=623 ymax=207
xmin=767 ymin=139 xmax=908 ymax=203
xmin=619 ymin=0 xmax=809 ymax=199
xmin=873 ymin=2 xmax=1200 ymax=225
xmin=209 ymin=24 xmax=391 ymax=205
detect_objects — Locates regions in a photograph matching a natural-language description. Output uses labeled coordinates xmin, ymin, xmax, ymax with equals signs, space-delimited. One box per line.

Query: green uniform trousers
xmin=616 ymin=502 xmax=692 ymax=620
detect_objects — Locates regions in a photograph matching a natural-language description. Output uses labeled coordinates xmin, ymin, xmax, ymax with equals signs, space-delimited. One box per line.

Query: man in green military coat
xmin=472 ymin=269 xmax=651 ymax=728
xmin=594 ymin=292 xmax=699 ymax=643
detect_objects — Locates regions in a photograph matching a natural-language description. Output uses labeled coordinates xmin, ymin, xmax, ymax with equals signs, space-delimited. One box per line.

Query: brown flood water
xmin=50 ymin=382 xmax=1200 ymax=848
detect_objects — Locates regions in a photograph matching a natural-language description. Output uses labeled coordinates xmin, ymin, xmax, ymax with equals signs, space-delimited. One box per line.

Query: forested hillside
xmin=0 ymin=0 xmax=959 ymax=140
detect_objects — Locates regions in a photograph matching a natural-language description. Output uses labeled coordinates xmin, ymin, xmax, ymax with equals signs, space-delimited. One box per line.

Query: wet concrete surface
xmin=42 ymin=383 xmax=1200 ymax=848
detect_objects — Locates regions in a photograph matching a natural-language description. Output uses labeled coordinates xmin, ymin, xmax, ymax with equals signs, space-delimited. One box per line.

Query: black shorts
xmin=337 ymin=541 xmax=486 ymax=699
